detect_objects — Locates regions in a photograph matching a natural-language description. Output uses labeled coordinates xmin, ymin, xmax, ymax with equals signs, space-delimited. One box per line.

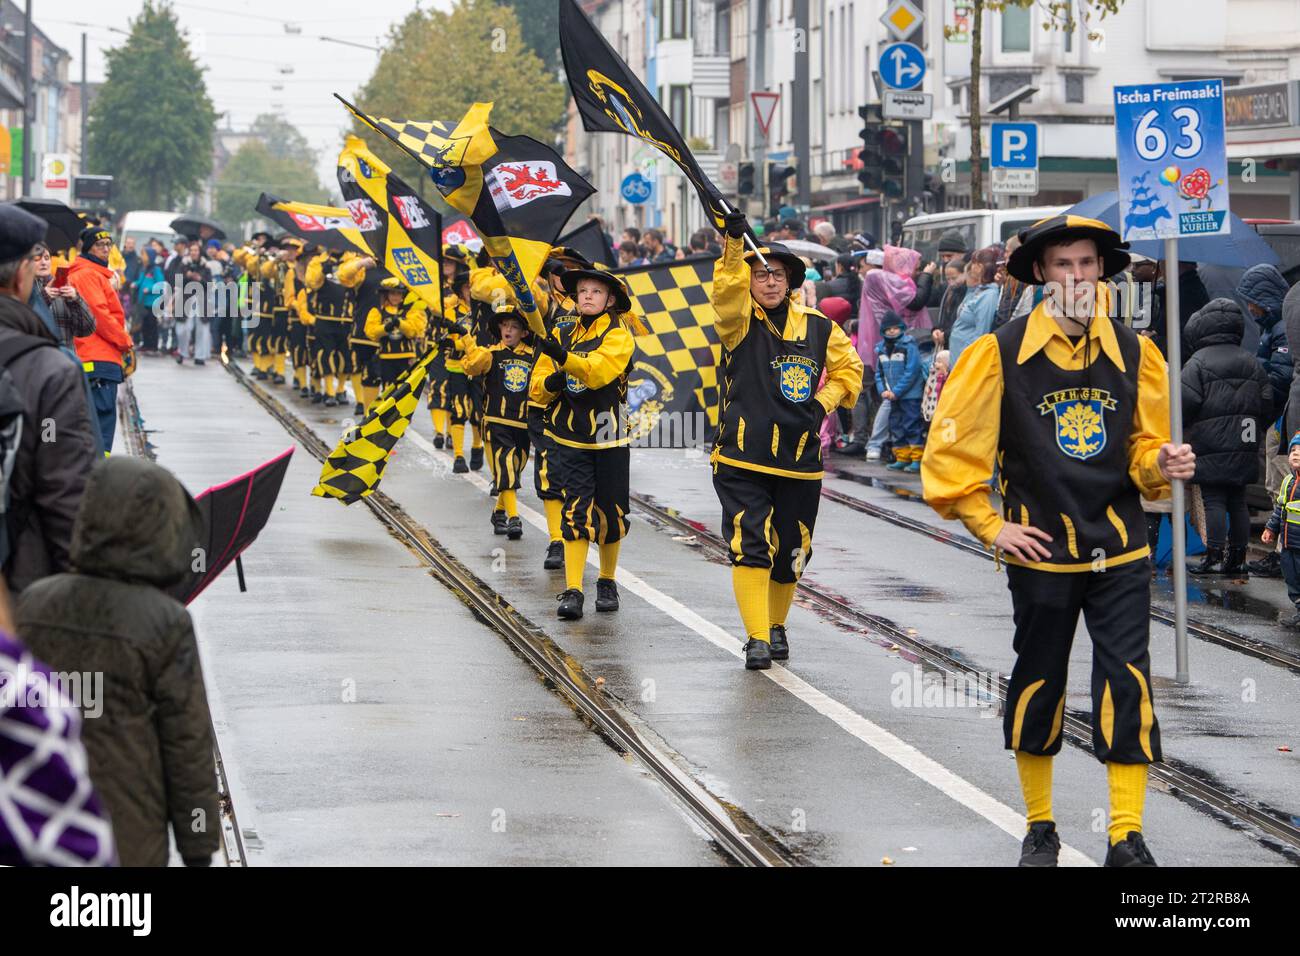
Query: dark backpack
xmin=0 ymin=333 xmax=53 ymax=569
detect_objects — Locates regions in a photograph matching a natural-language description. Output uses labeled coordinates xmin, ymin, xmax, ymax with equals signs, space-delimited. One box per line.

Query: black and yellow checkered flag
xmin=619 ymin=255 xmax=723 ymax=428
xmin=312 ymin=350 xmax=437 ymax=503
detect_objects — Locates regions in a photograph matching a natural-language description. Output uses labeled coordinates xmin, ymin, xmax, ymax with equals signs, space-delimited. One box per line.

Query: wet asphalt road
xmin=127 ymin=353 xmax=1297 ymax=866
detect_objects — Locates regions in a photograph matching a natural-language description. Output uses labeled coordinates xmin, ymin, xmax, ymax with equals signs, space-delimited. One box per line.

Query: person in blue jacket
xmin=1236 ymin=263 xmax=1292 ymax=417
xmin=874 ymin=311 xmax=925 ymax=472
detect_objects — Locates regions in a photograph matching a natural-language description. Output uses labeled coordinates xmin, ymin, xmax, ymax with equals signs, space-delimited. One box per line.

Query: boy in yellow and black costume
xmin=429 ymin=268 xmax=478 ymax=473
xmin=234 ymin=232 xmax=280 ymax=383
xmin=922 ymin=215 xmax=1196 ymax=868
xmin=529 ymin=248 xmax=588 ymax=570
xmin=299 ymin=248 xmax=367 ymax=408
xmin=365 ymin=276 xmax=428 ymax=389
xmin=455 ymin=303 xmax=536 ymax=539
xmin=277 ymin=237 xmax=311 ymax=396
xmin=427 ymin=246 xmax=470 ymax=449
xmin=711 ymin=211 xmax=864 ymax=671
xmin=530 ymin=267 xmax=635 ymax=620
xmin=347 ymin=259 xmax=384 ymax=416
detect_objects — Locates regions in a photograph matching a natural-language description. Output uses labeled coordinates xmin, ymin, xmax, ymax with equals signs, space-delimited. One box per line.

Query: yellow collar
xmin=756 ymin=296 xmax=812 ymax=341
xmin=1017 ymin=297 xmax=1126 ymax=373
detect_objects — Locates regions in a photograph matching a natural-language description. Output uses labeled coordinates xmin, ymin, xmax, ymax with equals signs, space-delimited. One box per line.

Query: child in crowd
xmin=1261 ymin=433 xmax=1300 ymax=628
xmin=874 ymin=311 xmax=925 ymax=473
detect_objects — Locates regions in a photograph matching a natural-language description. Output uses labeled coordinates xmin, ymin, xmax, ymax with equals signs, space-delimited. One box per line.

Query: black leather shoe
xmin=323 ymin=396 xmax=337 ymax=407
xmin=1221 ymin=546 xmax=1249 ymax=578
xmin=312 ymin=392 xmax=324 ymax=405
xmin=543 ymin=540 xmax=564 ymax=570
xmin=556 ymin=588 xmax=584 ymax=620
xmin=354 ymin=402 xmax=365 ymax=417
xmin=433 ymin=433 xmax=445 ymax=449
xmin=1247 ymin=551 xmax=1282 ymax=577
xmin=453 ymin=456 xmax=469 ymax=474
xmin=299 ymin=387 xmax=310 ymax=399
xmin=1104 ymin=832 xmax=1157 ymax=867
xmin=506 ymin=517 xmax=523 ymax=540
xmin=1188 ymin=547 xmax=1224 ymax=575
xmin=595 ymin=577 xmax=619 ymax=612
xmin=272 ymin=373 xmax=285 ymax=385
xmin=490 ymin=510 xmax=507 ymax=534
xmin=769 ymin=624 xmax=790 ymax=661
xmin=1019 ymin=821 xmax=1061 ymax=867
xmin=470 ymin=446 xmax=484 ymax=471
xmin=252 ymin=369 xmax=266 ymax=380
xmin=744 ymin=639 xmax=772 ymax=670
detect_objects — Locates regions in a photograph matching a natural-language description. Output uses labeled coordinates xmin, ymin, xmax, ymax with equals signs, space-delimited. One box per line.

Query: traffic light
xmin=738 ymin=162 xmax=756 ymax=196
xmin=857 ymin=103 xmax=907 ymax=200
xmin=880 ymin=126 xmax=907 ymax=200
xmin=767 ymin=161 xmax=797 ymax=217
xmin=857 ymin=104 xmax=882 ymax=193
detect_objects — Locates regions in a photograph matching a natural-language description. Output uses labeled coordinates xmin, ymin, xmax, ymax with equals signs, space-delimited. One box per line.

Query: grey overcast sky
xmin=37 ymin=0 xmax=455 ymax=196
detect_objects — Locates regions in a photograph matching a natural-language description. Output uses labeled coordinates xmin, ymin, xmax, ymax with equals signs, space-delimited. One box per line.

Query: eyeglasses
xmin=753 ymin=268 xmax=787 ymax=284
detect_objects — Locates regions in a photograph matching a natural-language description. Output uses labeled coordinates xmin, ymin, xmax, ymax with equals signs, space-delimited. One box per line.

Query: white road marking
xmin=403 ymin=427 xmax=1095 ymax=866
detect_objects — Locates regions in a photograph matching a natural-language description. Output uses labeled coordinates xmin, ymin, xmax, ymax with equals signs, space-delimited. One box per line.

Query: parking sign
xmin=1113 ymin=79 xmax=1229 ymax=240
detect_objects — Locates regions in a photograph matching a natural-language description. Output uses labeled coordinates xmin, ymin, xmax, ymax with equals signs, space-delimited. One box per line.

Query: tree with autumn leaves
xmin=351 ymin=0 xmax=566 ymax=196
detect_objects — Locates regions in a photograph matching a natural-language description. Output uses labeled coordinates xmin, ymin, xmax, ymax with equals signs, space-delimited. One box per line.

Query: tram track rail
xmin=219 ymin=358 xmax=792 ymax=867
xmin=815 ymin=482 xmax=1300 ymax=676
xmin=120 ymin=379 xmax=247 ymax=867
xmin=627 ymin=488 xmax=1300 ymax=862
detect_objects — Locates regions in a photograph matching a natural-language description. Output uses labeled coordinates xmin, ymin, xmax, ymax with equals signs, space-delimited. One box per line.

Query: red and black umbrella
xmin=168 ymin=447 xmax=294 ymax=605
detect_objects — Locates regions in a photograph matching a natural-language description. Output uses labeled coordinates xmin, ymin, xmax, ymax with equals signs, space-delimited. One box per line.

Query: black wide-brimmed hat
xmin=1008 ymin=215 xmax=1131 ymax=285
xmin=559 ymin=267 xmax=632 ymax=313
xmin=742 ymin=242 xmax=808 ymax=286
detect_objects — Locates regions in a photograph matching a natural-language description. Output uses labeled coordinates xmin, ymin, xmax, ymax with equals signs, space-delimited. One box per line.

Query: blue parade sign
xmin=620 ymin=172 xmax=652 ymax=204
xmin=878 ymin=42 xmax=925 ymax=92
xmin=1113 ymin=79 xmax=1229 ymax=240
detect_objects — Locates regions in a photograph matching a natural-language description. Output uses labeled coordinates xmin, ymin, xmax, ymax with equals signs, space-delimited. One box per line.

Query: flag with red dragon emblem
xmin=336 ymin=95 xmax=594 ymax=332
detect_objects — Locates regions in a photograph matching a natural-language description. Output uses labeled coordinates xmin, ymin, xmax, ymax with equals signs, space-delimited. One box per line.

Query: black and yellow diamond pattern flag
xmin=312 ymin=350 xmax=437 ymax=503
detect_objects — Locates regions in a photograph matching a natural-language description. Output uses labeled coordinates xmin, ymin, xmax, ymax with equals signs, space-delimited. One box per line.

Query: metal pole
xmin=792 ymin=0 xmax=809 ymax=207
xmin=80 ymin=32 xmax=87 ymax=174
xmin=21 ymin=0 xmax=32 ymax=196
xmin=1165 ymin=237 xmax=1190 ymax=684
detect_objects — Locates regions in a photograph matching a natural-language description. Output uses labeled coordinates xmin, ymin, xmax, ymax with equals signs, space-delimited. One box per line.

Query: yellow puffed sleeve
xmin=1128 ymin=334 xmax=1172 ymax=501
xmin=920 ymin=333 xmax=1005 ymax=547
xmin=815 ymin=320 xmax=865 ymax=415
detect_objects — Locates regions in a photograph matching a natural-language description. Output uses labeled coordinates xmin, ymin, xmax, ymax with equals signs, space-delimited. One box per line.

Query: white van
xmin=900 ymin=206 xmax=1068 ymax=261
xmin=116 ymin=210 xmax=185 ymax=252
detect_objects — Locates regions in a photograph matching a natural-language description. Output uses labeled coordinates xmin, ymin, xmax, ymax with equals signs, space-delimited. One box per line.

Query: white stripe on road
xmin=404 ymin=426 xmax=1095 ymax=866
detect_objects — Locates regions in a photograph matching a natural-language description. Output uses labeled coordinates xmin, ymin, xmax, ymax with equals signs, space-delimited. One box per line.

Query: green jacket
xmin=16 ymin=457 xmax=219 ymax=867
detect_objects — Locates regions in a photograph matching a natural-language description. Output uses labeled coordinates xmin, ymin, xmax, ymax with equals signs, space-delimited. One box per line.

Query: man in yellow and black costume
xmin=710 ymin=210 xmax=863 ymax=672
xmin=922 ymin=215 xmax=1196 ymax=868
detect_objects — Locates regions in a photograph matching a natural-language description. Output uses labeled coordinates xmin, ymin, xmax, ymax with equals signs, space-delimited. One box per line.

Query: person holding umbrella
xmin=922 ymin=215 xmax=1195 ymax=867
xmin=68 ymin=226 xmax=133 ymax=452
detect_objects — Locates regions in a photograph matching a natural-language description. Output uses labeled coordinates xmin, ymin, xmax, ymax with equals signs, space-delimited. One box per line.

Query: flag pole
xmin=1165 ymin=236 xmax=1189 ymax=684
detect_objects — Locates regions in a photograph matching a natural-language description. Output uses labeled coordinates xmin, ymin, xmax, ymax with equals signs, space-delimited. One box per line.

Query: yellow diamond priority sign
xmin=881 ymin=0 xmax=924 ymax=42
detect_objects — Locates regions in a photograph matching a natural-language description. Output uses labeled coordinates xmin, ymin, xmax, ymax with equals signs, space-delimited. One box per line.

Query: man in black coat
xmin=0 ymin=207 xmax=100 ymax=592
xmin=1181 ymin=298 xmax=1273 ymax=575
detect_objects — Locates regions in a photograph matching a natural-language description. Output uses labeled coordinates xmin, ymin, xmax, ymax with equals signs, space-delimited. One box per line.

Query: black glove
xmin=448 ymin=322 xmax=468 ymax=336
xmin=474 ymin=247 xmax=491 ymax=268
xmin=544 ymin=370 xmax=566 ymax=393
xmin=536 ymin=336 xmax=568 ymax=364
xmin=724 ymin=210 xmax=749 ymax=239
xmin=438 ymin=335 xmax=460 ymax=349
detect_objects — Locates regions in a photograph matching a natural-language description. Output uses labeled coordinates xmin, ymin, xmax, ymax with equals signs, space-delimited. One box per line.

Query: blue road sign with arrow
xmin=878 ymin=42 xmax=925 ymax=91
xmin=990 ymin=122 xmax=1038 ymax=169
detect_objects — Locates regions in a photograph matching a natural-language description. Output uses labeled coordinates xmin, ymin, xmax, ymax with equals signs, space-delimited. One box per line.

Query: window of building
xmin=988 ymin=72 xmax=1033 ymax=104
xmin=1001 ymin=4 xmax=1031 ymax=53
xmin=714 ymin=2 xmax=730 ymax=54
xmin=670 ymin=0 xmax=689 ymax=38
xmin=715 ymin=98 xmax=730 ymax=147
xmin=669 ymin=85 xmax=688 ymax=133
xmin=1065 ymin=73 xmax=1084 ymax=103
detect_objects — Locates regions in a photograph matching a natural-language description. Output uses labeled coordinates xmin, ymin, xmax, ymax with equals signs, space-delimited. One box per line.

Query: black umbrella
xmin=168 ymin=447 xmax=294 ymax=604
xmin=170 ymin=214 xmax=228 ymax=242
xmin=8 ymin=197 xmax=90 ymax=253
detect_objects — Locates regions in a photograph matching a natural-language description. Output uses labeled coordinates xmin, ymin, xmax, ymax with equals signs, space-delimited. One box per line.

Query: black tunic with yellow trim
xmin=534 ymin=312 xmax=633 ymax=450
xmin=995 ymin=316 xmax=1147 ymax=569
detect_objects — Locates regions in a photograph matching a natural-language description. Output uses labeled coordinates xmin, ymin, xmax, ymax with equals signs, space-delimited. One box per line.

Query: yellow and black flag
xmin=254 ymin=194 xmax=370 ymax=254
xmin=559 ymin=0 xmax=730 ymax=232
xmin=337 ymin=135 xmax=443 ymax=315
xmin=336 ymin=95 xmax=595 ymax=331
xmin=311 ymin=355 xmax=433 ymax=503
xmin=618 ymin=255 xmax=724 ymax=443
